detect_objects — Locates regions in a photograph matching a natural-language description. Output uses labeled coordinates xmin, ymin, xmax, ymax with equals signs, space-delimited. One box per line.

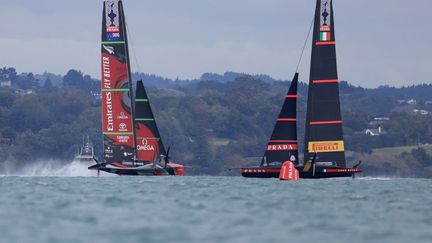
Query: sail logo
xmin=107 ymin=32 xmax=120 ymax=41
xmin=104 ymin=147 xmax=113 ymax=154
xmin=123 ymin=152 xmax=133 ymax=157
xmin=102 ymin=56 xmax=114 ymax=132
xmin=102 ymin=56 xmax=111 ymax=84
xmin=320 ymin=0 xmax=331 ymax=29
xmin=320 ymin=25 xmax=330 ymax=32
xmin=308 ymin=141 xmax=344 ymax=153
xmin=117 ymin=135 xmax=130 ymax=143
xmin=119 ymin=123 xmax=127 ymax=131
xmin=318 ymin=1 xmax=332 ymax=42
xmin=106 ymin=1 xmax=120 ymax=32
xmin=105 ymin=92 xmax=114 ymax=131
xmin=267 ymin=144 xmax=298 ymax=151
xmin=137 ymin=139 xmax=155 ymax=151
xmin=103 ymin=45 xmax=115 ymax=55
xmin=117 ymin=112 xmax=129 ymax=120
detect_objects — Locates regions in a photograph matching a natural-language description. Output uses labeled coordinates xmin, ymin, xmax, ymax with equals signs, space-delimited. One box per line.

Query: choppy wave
xmin=0 ymin=177 xmax=430 ymax=243
xmin=357 ymin=176 xmax=394 ymax=181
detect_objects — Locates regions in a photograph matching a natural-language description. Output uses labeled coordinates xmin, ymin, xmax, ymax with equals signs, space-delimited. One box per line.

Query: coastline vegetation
xmin=1 ymin=67 xmax=432 ymax=177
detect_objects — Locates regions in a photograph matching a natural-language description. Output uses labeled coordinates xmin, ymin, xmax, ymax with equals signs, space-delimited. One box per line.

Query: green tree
xmin=63 ymin=69 xmax=84 ymax=88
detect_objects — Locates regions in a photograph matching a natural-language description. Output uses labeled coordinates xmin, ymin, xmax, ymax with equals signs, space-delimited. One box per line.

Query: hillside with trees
xmin=1 ymin=67 xmax=432 ymax=177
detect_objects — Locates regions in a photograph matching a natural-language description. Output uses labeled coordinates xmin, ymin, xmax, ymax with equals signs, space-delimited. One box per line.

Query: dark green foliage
xmin=63 ymin=69 xmax=99 ymax=92
xmin=376 ymin=84 xmax=432 ymax=100
xmin=0 ymin=91 xmax=15 ymax=108
xmin=1 ymin=67 xmax=432 ymax=177
xmin=0 ymin=87 xmax=100 ymax=167
xmin=14 ymin=73 xmax=39 ymax=90
xmin=43 ymin=77 xmax=54 ymax=91
xmin=409 ymin=148 xmax=432 ymax=167
xmin=0 ymin=67 xmax=18 ymax=82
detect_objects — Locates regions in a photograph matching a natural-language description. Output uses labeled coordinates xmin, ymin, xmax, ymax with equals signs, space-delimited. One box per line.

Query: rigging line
xmin=295 ymin=16 xmax=314 ymax=73
xmin=298 ymin=16 xmax=314 ymax=161
xmin=126 ymin=22 xmax=143 ymax=81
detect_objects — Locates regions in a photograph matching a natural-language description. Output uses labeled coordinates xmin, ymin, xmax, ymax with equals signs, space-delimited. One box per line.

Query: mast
xmin=304 ymin=0 xmax=346 ymax=167
xmin=100 ymin=0 xmax=136 ymax=164
xmin=119 ymin=1 xmax=138 ymax=160
xmin=135 ymin=80 xmax=167 ymax=162
xmin=263 ymin=73 xmax=299 ymax=165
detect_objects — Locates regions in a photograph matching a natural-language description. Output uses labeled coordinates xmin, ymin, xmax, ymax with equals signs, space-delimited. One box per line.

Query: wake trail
xmin=1 ymin=160 xmax=113 ymax=177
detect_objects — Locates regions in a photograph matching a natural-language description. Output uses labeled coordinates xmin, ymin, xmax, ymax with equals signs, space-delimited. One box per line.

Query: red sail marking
xmin=316 ymin=41 xmax=336 ymax=45
xmin=112 ymin=162 xmax=129 ymax=168
xmin=102 ymin=91 xmax=133 ymax=132
xmin=101 ymin=53 xmax=133 ymax=135
xmin=312 ymin=79 xmax=339 ymax=84
xmin=310 ymin=120 xmax=343 ymax=125
xmin=101 ymin=53 xmax=129 ymax=90
xmin=277 ymin=118 xmax=297 ymax=121
xmin=101 ymin=52 xmax=135 ymax=154
xmin=135 ymin=123 xmax=160 ymax=162
xmin=286 ymin=95 xmax=298 ymax=98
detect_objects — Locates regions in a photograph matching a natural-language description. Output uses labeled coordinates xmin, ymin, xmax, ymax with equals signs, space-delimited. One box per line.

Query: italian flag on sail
xmin=320 ymin=32 xmax=331 ymax=41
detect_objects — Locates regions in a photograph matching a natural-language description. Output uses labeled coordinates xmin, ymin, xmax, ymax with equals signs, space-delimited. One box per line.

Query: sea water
xmin=0 ymin=167 xmax=431 ymax=243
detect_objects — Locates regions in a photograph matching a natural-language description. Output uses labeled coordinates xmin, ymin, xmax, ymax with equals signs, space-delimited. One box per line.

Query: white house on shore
xmin=364 ymin=126 xmax=384 ymax=136
xmin=0 ymin=80 xmax=11 ymax=87
xmin=413 ymin=109 xmax=430 ymax=116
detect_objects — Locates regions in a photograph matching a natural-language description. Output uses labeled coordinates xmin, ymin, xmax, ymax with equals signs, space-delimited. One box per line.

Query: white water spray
xmin=1 ymin=160 xmax=114 ymax=177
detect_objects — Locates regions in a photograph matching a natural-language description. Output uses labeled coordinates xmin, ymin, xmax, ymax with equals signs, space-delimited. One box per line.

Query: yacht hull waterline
xmin=88 ymin=162 xmax=185 ymax=176
xmin=241 ymin=165 xmax=362 ymax=179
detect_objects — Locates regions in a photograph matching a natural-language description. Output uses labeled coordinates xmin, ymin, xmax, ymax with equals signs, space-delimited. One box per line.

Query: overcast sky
xmin=0 ymin=0 xmax=430 ymax=87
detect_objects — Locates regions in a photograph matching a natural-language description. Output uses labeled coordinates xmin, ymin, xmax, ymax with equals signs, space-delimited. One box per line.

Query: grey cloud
xmin=0 ymin=0 xmax=430 ymax=87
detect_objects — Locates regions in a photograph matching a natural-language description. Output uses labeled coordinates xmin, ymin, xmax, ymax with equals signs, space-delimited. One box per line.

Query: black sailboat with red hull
xmin=89 ymin=0 xmax=184 ymax=176
xmin=241 ymin=72 xmax=300 ymax=178
xmin=241 ymin=0 xmax=361 ymax=179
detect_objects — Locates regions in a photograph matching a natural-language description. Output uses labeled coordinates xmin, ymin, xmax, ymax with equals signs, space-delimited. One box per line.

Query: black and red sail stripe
xmin=134 ymin=80 xmax=166 ymax=162
xmin=101 ymin=0 xmax=136 ymax=164
xmin=304 ymin=0 xmax=346 ymax=167
xmin=263 ymin=73 xmax=299 ymax=165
